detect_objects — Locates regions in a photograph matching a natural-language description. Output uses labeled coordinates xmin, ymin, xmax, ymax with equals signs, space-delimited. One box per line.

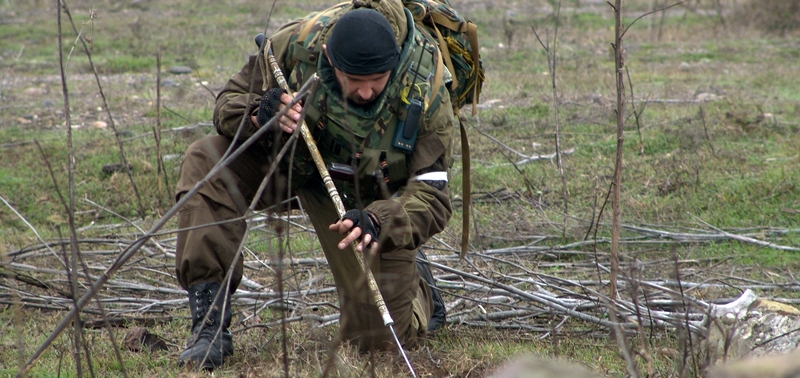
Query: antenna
xmin=393 ymin=40 xmax=429 ymax=151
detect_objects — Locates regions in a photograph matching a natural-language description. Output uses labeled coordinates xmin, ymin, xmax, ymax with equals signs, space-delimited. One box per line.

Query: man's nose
xmin=357 ymin=85 xmax=373 ymax=100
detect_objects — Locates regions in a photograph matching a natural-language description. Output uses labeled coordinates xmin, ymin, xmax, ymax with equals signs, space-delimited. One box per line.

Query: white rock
xmin=23 ymin=87 xmax=47 ymax=95
xmin=723 ymin=312 xmax=736 ymax=324
xmin=696 ymin=92 xmax=718 ymax=102
xmin=710 ymin=289 xmax=758 ymax=319
xmin=477 ymin=99 xmax=502 ymax=109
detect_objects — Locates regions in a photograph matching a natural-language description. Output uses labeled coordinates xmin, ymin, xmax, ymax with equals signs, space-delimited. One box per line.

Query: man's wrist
xmin=366 ymin=212 xmax=381 ymax=237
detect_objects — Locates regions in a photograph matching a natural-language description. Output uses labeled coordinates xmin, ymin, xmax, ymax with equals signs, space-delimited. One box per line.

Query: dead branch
xmin=62 ymin=0 xmax=145 ymax=219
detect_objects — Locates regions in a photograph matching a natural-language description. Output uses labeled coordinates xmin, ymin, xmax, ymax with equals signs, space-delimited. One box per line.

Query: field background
xmin=1 ymin=0 xmax=799 ymax=377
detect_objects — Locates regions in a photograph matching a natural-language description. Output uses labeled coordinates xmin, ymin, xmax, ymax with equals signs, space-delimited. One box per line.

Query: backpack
xmin=402 ymin=0 xmax=484 ymax=116
xmin=402 ymin=0 xmax=479 ymax=257
xmin=282 ymin=0 xmax=483 ymax=115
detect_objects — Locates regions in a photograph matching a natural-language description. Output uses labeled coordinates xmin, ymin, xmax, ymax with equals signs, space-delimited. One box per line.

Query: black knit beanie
xmin=326 ymin=8 xmax=400 ymax=75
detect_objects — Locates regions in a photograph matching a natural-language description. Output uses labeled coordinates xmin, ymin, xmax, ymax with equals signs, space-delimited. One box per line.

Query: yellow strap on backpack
xmin=429 ymin=11 xmax=467 ymax=33
xmin=466 ymin=22 xmax=480 ymax=115
xmin=429 ymin=21 xmax=458 ymax=93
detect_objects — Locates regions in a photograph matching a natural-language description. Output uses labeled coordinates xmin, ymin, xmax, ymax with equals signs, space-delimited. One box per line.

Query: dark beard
xmin=346 ymin=94 xmax=378 ymax=109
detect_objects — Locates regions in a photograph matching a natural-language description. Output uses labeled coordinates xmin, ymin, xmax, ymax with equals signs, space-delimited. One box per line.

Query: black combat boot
xmin=178 ymin=282 xmax=234 ymax=369
xmin=416 ymin=250 xmax=446 ymax=332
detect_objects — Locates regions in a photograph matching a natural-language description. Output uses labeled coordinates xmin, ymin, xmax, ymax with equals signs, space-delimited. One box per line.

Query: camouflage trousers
xmin=174 ymin=135 xmax=433 ymax=351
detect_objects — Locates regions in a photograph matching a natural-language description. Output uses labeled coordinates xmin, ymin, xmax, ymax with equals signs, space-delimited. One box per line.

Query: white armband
xmin=412 ymin=171 xmax=448 ymax=182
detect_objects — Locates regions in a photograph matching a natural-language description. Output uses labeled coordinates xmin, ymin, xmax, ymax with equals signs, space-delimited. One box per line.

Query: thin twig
xmin=621 ymin=1 xmax=685 ymax=39
xmin=15 ymin=77 xmax=319 ymax=378
xmin=37 ymin=138 xmax=128 ymax=377
xmin=153 ymin=49 xmax=170 ymax=207
xmin=625 ymin=66 xmax=649 ymax=154
xmin=531 ymin=3 xmax=569 ymax=240
xmin=609 ymin=0 xmax=625 ymax=302
xmin=62 ymin=0 xmax=146 ymax=218
xmin=698 ymin=106 xmax=717 ymax=158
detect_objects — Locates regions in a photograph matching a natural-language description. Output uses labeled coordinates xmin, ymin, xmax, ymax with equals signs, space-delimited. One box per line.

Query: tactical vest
xmin=283 ymin=5 xmax=447 ymax=207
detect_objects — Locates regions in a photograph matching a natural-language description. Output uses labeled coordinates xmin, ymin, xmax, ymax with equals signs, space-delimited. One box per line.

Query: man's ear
xmin=322 ymin=44 xmax=332 ymax=66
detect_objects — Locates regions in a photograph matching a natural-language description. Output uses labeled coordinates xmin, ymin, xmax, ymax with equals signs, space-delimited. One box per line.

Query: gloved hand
xmin=337 ymin=209 xmax=381 ymax=249
xmin=255 ymin=88 xmax=286 ymax=128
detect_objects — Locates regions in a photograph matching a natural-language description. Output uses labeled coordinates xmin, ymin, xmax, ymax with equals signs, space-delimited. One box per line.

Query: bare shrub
xmin=733 ymin=0 xmax=800 ymax=35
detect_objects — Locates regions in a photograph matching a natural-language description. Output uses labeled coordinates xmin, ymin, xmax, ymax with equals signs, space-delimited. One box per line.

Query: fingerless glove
xmin=342 ymin=209 xmax=381 ymax=243
xmin=255 ymin=88 xmax=286 ymax=128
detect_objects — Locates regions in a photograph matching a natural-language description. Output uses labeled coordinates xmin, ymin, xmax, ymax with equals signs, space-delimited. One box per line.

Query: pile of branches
xmin=4 ymin=213 xmax=799 ymax=338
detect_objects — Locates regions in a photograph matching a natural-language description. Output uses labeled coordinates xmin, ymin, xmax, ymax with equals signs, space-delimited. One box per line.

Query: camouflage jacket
xmin=212 ymin=0 xmax=456 ymax=254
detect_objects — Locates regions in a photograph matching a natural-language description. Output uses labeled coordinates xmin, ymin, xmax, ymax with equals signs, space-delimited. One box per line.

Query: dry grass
xmin=732 ymin=0 xmax=800 ymax=35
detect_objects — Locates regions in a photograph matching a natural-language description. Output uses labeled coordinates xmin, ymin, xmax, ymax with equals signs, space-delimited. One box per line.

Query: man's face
xmin=333 ymin=68 xmax=392 ymax=108
xmin=324 ymin=45 xmax=392 ymax=108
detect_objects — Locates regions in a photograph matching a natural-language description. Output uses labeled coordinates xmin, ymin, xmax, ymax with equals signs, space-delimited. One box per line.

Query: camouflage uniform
xmin=175 ymin=0 xmax=455 ymax=351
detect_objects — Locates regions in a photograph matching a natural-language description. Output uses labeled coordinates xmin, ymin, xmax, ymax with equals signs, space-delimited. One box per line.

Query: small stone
xmin=695 ymin=93 xmax=717 ymax=102
xmin=102 ymin=164 xmax=133 ymax=175
xmin=722 ymin=312 xmax=736 ymax=324
xmin=755 ymin=299 xmax=800 ymax=316
xmin=23 ymin=87 xmax=47 ymax=95
xmin=168 ymin=66 xmax=193 ymax=74
xmin=91 ymin=121 xmax=107 ymax=129
xmin=123 ymin=327 xmax=169 ymax=352
xmin=679 ymin=61 xmax=691 ymax=71
xmin=42 ymin=100 xmax=55 ymax=108
xmin=477 ymin=99 xmax=502 ymax=109
xmin=160 ymin=79 xmax=179 ymax=88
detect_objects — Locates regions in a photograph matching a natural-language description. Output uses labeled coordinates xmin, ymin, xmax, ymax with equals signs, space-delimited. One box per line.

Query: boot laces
xmin=193 ymin=288 xmax=218 ymax=333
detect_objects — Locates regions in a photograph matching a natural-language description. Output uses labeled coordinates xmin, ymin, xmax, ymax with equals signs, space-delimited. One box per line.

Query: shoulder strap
xmin=429 ymin=11 xmax=467 ymax=32
xmin=297 ymin=9 xmax=328 ymax=42
xmin=430 ymin=44 xmax=444 ymax=110
xmin=466 ymin=22 xmax=480 ymax=116
xmin=429 ymin=22 xmax=458 ymax=93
